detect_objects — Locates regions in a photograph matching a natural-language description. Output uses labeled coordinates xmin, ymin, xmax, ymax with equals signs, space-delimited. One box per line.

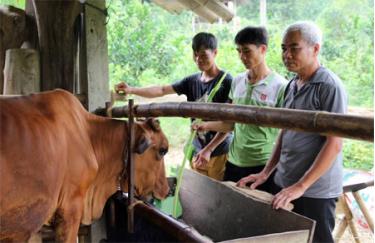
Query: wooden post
xmin=32 ymin=0 xmax=80 ymax=91
xmin=0 ymin=5 xmax=26 ymax=94
xmin=334 ymin=196 xmax=361 ymax=243
xmin=127 ymin=99 xmax=135 ymax=233
xmin=84 ymin=0 xmax=110 ymax=111
xmin=260 ymin=0 xmax=267 ymax=26
xmin=352 ymin=191 xmax=374 ymax=232
xmin=334 ymin=216 xmax=348 ymax=242
xmin=3 ymin=48 xmax=40 ymax=94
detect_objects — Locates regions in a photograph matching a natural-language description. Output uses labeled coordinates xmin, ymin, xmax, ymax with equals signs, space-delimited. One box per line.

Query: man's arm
xmin=237 ymin=130 xmax=284 ymax=188
xmin=193 ymin=132 xmax=229 ymax=168
xmin=193 ymin=121 xmax=234 ymax=133
xmin=203 ymin=132 xmax=228 ymax=153
xmin=272 ymin=136 xmax=342 ymax=209
xmin=115 ymin=82 xmax=175 ymax=98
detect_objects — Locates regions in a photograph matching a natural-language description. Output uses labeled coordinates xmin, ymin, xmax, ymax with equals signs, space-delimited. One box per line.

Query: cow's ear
xmin=134 ymin=134 xmax=150 ymax=154
xmin=146 ymin=118 xmax=161 ymax=132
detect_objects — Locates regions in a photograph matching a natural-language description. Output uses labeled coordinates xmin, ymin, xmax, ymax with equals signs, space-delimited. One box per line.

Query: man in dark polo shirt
xmin=115 ymin=32 xmax=233 ymax=180
xmin=238 ymin=21 xmax=347 ymax=243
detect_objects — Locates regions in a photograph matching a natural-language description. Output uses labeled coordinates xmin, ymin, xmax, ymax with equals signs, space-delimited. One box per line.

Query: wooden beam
xmin=222 ymin=181 xmax=293 ymax=211
xmin=3 ymin=48 xmax=40 ymax=95
xmin=108 ymin=102 xmax=374 ymax=142
xmin=84 ymin=0 xmax=110 ymax=111
xmin=352 ymin=191 xmax=374 ymax=232
xmin=32 ymin=0 xmax=80 ymax=91
xmin=127 ymin=99 xmax=135 ymax=233
xmin=0 ymin=5 xmax=26 ymax=94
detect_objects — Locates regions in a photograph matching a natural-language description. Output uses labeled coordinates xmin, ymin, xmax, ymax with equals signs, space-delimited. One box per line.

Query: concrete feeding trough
xmin=178 ymin=169 xmax=315 ymax=243
xmin=104 ymin=169 xmax=315 ymax=242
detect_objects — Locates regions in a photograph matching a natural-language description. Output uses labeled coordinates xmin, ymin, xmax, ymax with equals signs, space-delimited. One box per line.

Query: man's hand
xmin=193 ymin=148 xmax=212 ymax=169
xmin=115 ymin=82 xmax=131 ymax=95
xmin=236 ymin=171 xmax=268 ymax=189
xmin=191 ymin=121 xmax=207 ymax=132
xmin=272 ymin=182 xmax=306 ymax=210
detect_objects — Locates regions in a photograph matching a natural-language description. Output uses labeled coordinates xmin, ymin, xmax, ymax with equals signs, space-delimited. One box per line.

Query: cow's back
xmin=0 ymin=90 xmax=97 ymax=241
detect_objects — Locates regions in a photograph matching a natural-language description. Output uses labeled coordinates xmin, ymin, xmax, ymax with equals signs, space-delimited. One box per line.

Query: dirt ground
xmin=335 ymin=222 xmax=373 ymax=243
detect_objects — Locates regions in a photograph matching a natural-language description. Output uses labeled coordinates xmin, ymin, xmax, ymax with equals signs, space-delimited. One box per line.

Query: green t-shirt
xmin=228 ymin=71 xmax=286 ymax=167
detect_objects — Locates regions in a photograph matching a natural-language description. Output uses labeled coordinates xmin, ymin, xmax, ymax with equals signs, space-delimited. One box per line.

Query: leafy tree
xmin=107 ymin=0 xmax=182 ymax=86
xmin=106 ymin=0 xmax=373 ymax=170
xmin=0 ymin=0 xmax=24 ymax=8
xmin=318 ymin=0 xmax=374 ymax=107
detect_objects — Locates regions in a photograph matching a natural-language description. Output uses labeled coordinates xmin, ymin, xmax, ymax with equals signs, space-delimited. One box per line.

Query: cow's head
xmin=131 ymin=118 xmax=169 ymax=200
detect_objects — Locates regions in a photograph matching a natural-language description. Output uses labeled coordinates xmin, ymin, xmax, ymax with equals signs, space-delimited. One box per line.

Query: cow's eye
xmin=159 ymin=148 xmax=168 ymax=157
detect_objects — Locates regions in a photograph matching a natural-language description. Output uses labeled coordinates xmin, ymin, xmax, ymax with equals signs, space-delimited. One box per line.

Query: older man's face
xmin=281 ymin=30 xmax=318 ymax=74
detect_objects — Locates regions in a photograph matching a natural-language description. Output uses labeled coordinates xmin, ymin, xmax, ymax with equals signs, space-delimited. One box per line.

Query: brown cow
xmin=0 ymin=89 xmax=169 ymax=242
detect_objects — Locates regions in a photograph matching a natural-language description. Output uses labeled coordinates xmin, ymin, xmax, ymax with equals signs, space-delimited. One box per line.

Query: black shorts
xmin=270 ymin=179 xmax=337 ymax=243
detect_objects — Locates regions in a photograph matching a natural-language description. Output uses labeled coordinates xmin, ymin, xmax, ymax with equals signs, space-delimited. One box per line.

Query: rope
xmin=172 ymin=71 xmax=228 ymax=217
xmin=128 ymin=200 xmax=144 ymax=211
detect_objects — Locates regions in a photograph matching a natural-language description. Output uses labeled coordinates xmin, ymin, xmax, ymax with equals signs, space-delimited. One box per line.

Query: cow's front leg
xmin=54 ymin=199 xmax=83 ymax=243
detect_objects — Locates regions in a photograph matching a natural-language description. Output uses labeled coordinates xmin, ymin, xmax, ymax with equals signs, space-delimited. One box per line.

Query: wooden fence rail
xmin=105 ymin=102 xmax=373 ymax=142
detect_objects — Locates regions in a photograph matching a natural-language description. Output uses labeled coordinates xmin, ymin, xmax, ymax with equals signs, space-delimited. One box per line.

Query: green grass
xmin=1 ymin=0 xmax=25 ymax=8
xmin=158 ymin=117 xmax=190 ymax=150
xmin=158 ymin=117 xmax=190 ymax=176
xmin=343 ymin=139 xmax=374 ymax=171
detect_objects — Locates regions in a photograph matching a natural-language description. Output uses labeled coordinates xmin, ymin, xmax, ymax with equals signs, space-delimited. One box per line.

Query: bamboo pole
xmin=127 ymin=99 xmax=135 ymax=234
xmin=108 ymin=102 xmax=374 ymax=142
xmin=352 ymin=191 xmax=374 ymax=232
xmin=335 ymin=196 xmax=361 ymax=243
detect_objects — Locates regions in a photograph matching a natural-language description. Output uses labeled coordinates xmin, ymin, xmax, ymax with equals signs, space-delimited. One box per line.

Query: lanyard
xmin=206 ymin=71 xmax=228 ymax=102
xmin=172 ymin=71 xmax=228 ymax=217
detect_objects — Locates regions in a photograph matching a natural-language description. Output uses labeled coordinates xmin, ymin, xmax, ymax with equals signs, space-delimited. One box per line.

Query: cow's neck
xmin=88 ymin=117 xmax=128 ymax=184
xmin=82 ymin=116 xmax=128 ymax=224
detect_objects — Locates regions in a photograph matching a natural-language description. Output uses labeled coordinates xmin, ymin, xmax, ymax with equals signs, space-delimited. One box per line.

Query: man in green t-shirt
xmin=193 ymin=26 xmax=286 ymax=186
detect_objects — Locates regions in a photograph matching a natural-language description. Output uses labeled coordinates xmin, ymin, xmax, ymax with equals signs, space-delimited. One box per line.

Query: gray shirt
xmin=274 ymin=66 xmax=348 ymax=198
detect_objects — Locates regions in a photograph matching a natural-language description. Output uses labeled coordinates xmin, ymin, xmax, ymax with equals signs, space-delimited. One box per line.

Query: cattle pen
xmin=1 ymin=96 xmax=373 ymax=242
xmin=1 ymin=1 xmax=373 ymax=242
xmin=83 ymin=100 xmax=373 ymax=243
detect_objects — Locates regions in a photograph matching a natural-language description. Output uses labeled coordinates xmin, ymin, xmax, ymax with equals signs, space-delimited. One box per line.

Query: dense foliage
xmin=107 ymin=0 xmax=373 ymax=170
xmin=108 ymin=0 xmax=373 ymax=106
